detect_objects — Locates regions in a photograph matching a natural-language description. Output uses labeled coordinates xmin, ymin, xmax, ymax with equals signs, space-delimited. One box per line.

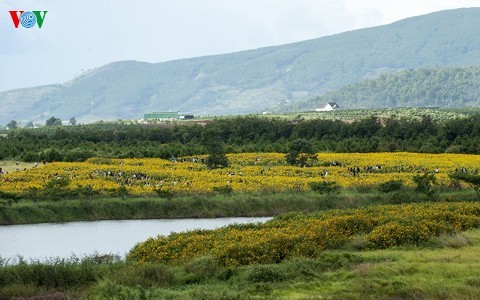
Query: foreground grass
xmin=2 ymin=230 xmax=480 ymax=299
xmin=280 ymin=230 xmax=480 ymax=299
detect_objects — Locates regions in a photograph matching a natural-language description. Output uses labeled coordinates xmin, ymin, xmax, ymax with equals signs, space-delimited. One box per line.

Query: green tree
xmin=46 ymin=117 xmax=62 ymax=126
xmin=286 ymin=139 xmax=318 ymax=167
xmin=412 ymin=173 xmax=438 ymax=201
xmin=69 ymin=117 xmax=77 ymax=126
xmin=201 ymin=125 xmax=229 ymax=169
xmin=25 ymin=121 xmax=34 ymax=128
xmin=449 ymin=172 xmax=480 ymax=199
xmin=6 ymin=120 xmax=18 ymax=130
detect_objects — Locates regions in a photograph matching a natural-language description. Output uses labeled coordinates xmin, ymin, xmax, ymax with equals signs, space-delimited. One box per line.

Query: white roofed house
xmin=316 ymin=102 xmax=340 ymax=112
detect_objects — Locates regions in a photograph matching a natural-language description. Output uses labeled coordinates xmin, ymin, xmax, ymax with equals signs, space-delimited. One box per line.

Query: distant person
xmin=0 ymin=167 xmax=3 ymax=174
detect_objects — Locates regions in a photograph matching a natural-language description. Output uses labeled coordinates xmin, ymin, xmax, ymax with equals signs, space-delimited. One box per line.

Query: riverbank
xmin=0 ymin=190 xmax=478 ymax=225
xmin=2 ymin=217 xmax=480 ymax=299
xmin=0 ymin=192 xmax=342 ymax=225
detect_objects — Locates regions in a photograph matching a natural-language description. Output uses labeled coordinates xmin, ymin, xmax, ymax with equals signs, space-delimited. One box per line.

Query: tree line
xmin=292 ymin=67 xmax=480 ymax=111
xmin=1 ymin=114 xmax=480 ymax=162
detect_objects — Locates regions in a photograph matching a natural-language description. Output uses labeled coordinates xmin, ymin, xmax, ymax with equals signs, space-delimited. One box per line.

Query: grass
xmin=2 ymin=181 xmax=480 ymax=298
xmin=3 ymin=230 xmax=480 ymax=299
xmin=0 ymin=160 xmax=42 ymax=174
xmin=0 ymin=191 xmax=354 ymax=225
xmin=1 ymin=189 xmax=478 ymax=225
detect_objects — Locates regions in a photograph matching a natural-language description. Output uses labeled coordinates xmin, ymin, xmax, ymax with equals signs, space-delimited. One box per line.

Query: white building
xmin=316 ymin=102 xmax=340 ymax=112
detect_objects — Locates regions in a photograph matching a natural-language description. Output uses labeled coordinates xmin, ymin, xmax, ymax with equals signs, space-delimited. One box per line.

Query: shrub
xmin=429 ymin=234 xmax=470 ymax=249
xmin=154 ymin=188 xmax=174 ymax=199
xmin=345 ymin=236 xmax=371 ymax=250
xmin=388 ymin=190 xmax=418 ymax=204
xmin=412 ymin=173 xmax=438 ymax=201
xmin=75 ymin=184 xmax=99 ymax=199
xmin=244 ymin=265 xmax=285 ymax=283
xmin=378 ymin=180 xmax=403 ymax=193
xmin=212 ymin=185 xmax=233 ymax=195
xmin=41 ymin=177 xmax=73 ymax=200
xmin=116 ymin=264 xmax=175 ymax=288
xmin=63 ymin=149 xmax=95 ymax=162
xmin=309 ymin=181 xmax=340 ymax=194
xmin=368 ymin=220 xmax=452 ymax=248
xmin=183 ymin=256 xmax=220 ymax=283
xmin=116 ymin=185 xmax=129 ymax=199
xmin=128 ymin=202 xmax=480 ymax=266
xmin=41 ymin=148 xmax=64 ymax=162
xmin=21 ymin=151 xmax=38 ymax=162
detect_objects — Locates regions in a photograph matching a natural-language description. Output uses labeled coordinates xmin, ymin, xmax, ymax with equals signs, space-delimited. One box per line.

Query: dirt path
xmin=0 ymin=160 xmax=41 ymax=174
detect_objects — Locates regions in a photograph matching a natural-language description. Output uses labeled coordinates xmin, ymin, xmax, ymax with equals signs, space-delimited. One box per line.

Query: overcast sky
xmin=1 ymin=0 xmax=479 ymax=92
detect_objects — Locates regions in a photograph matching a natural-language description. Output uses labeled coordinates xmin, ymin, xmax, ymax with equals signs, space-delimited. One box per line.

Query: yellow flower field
xmin=0 ymin=152 xmax=479 ymax=196
xmin=127 ymin=202 xmax=480 ymax=266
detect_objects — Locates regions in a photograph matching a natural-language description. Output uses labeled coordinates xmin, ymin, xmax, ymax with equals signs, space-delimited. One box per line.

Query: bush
xmin=0 ymin=259 xmax=98 ymax=290
xmin=41 ymin=148 xmax=64 ymax=162
xmin=183 ymin=256 xmax=220 ymax=283
xmin=41 ymin=177 xmax=73 ymax=200
xmin=212 ymin=185 xmax=233 ymax=195
xmin=429 ymin=234 xmax=470 ymax=249
xmin=413 ymin=173 xmax=438 ymax=201
xmin=63 ymin=149 xmax=95 ymax=162
xmin=116 ymin=185 xmax=129 ymax=199
xmin=75 ymin=184 xmax=99 ymax=199
xmin=368 ymin=220 xmax=452 ymax=248
xmin=388 ymin=190 xmax=418 ymax=204
xmin=244 ymin=265 xmax=285 ymax=283
xmin=115 ymin=264 xmax=175 ymax=288
xmin=154 ymin=188 xmax=175 ymax=199
xmin=309 ymin=181 xmax=341 ymax=194
xmin=21 ymin=151 xmax=39 ymax=162
xmin=378 ymin=180 xmax=403 ymax=193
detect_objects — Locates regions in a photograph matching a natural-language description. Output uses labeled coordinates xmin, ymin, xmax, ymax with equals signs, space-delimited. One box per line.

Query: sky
xmin=1 ymin=0 xmax=479 ymax=92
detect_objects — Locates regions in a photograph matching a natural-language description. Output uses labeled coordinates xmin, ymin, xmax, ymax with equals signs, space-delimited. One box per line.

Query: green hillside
xmin=295 ymin=67 xmax=480 ymax=111
xmin=2 ymin=8 xmax=480 ymax=123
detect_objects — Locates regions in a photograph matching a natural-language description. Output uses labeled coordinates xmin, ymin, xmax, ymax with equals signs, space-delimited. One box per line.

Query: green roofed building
xmin=144 ymin=112 xmax=179 ymax=122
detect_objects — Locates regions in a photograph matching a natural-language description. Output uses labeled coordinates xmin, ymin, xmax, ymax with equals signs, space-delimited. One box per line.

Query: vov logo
xmin=9 ymin=11 xmax=48 ymax=28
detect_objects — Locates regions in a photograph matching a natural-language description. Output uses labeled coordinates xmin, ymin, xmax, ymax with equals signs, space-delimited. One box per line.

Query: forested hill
xmin=2 ymin=8 xmax=480 ymax=123
xmin=298 ymin=67 xmax=480 ymax=110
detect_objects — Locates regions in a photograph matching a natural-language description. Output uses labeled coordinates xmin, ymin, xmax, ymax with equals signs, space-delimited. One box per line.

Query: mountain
xmin=2 ymin=8 xmax=480 ymax=124
xmin=291 ymin=67 xmax=480 ymax=111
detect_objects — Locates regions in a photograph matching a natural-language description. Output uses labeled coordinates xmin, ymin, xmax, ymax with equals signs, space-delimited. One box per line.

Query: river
xmin=0 ymin=217 xmax=271 ymax=262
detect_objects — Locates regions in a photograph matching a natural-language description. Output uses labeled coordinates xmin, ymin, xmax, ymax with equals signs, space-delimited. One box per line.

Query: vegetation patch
xmin=127 ymin=202 xmax=480 ymax=266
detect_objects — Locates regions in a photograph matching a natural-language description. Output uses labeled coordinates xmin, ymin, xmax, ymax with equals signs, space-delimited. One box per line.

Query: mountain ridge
xmin=2 ymin=8 xmax=480 ymax=124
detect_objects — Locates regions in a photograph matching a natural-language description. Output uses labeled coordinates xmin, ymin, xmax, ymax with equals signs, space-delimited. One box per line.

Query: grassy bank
xmin=2 ymin=190 xmax=477 ymax=225
xmin=2 ymin=228 xmax=480 ymax=299
xmin=0 ymin=192 xmax=369 ymax=225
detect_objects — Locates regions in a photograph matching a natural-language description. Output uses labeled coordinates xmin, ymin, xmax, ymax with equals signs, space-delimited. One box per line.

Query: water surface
xmin=0 ymin=217 xmax=271 ymax=261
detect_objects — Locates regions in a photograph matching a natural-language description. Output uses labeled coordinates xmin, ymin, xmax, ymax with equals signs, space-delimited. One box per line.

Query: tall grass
xmin=2 ymin=190 xmax=478 ymax=225
xmin=0 ymin=191 xmax=375 ymax=225
xmin=0 ymin=254 xmax=121 ymax=298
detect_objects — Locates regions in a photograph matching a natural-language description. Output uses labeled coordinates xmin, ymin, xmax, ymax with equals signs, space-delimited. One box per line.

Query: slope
xmin=1 ymin=8 xmax=480 ymax=123
xmin=296 ymin=67 xmax=480 ymax=110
